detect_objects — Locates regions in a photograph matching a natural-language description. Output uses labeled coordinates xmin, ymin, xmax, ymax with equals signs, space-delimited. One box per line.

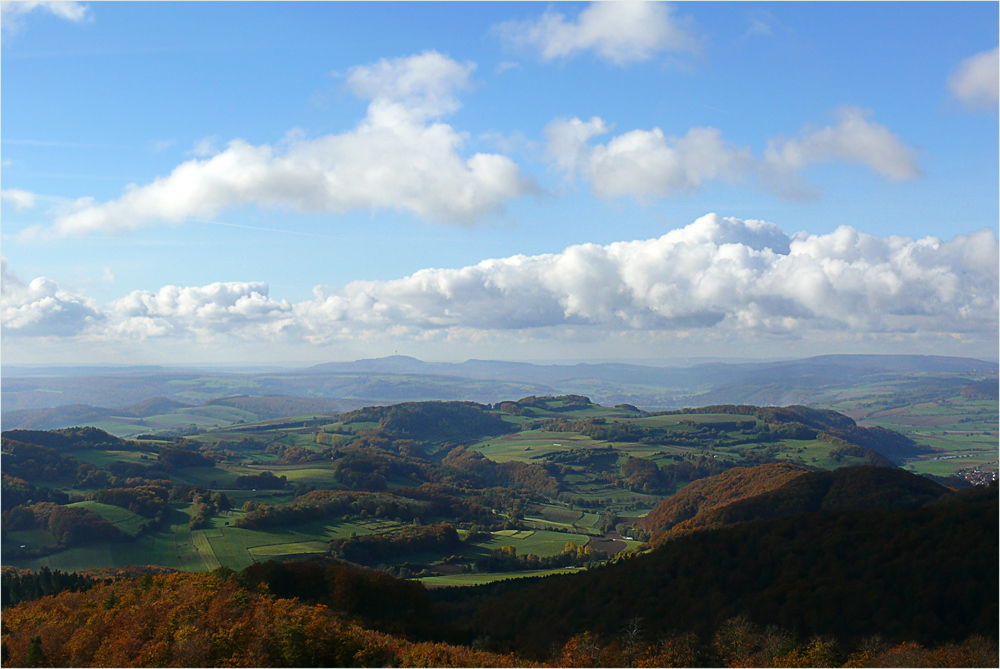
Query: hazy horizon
xmin=2 ymin=2 xmax=997 ymax=366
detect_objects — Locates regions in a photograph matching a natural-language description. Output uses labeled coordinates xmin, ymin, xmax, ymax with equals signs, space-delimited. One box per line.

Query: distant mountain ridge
xmin=3 ymin=354 xmax=996 ymax=430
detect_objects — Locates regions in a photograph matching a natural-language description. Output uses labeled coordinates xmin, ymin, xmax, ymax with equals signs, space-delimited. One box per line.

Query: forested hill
xmin=435 ymin=483 xmax=997 ymax=656
xmin=662 ymin=404 xmax=925 ymax=462
xmin=339 ymin=401 xmax=518 ymax=443
xmin=640 ymin=463 xmax=810 ymax=540
xmin=1 ymin=427 xmax=127 ymax=452
xmin=643 ymin=465 xmax=952 ymax=545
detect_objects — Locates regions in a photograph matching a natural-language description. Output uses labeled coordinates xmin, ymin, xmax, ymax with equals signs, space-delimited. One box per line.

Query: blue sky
xmin=1 ymin=1 xmax=997 ymax=365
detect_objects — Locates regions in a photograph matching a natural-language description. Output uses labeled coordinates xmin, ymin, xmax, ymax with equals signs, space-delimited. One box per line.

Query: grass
xmin=531 ymin=503 xmax=583 ymax=525
xmin=73 ymin=449 xmax=156 ymax=468
xmin=472 ymin=431 xmax=601 ymax=463
xmin=483 ymin=529 xmax=591 ymax=557
xmin=69 ymin=501 xmax=148 ymax=536
xmin=201 ymin=515 xmax=406 ymax=571
xmin=190 ymin=530 xmax=223 ymax=571
xmin=247 ymin=541 xmax=329 ymax=558
xmin=902 ymin=454 xmax=999 ymax=477
xmin=522 ymin=503 xmax=606 ymax=535
xmin=3 ymin=508 xmax=407 ymax=573
xmin=5 ymin=529 xmax=59 ymax=551
xmin=417 ymin=568 xmax=580 ymax=587
xmin=827 ymin=392 xmax=999 ymax=477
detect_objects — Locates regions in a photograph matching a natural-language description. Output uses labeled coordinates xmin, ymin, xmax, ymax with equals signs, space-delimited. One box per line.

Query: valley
xmin=1 ymin=355 xmax=996 ymax=667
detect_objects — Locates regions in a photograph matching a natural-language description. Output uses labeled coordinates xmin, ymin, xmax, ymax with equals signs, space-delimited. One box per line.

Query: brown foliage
xmin=642 ymin=463 xmax=807 ymax=543
xmin=0 ymin=571 xmax=528 ymax=668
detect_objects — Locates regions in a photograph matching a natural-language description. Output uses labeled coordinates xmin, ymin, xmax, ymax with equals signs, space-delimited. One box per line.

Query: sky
xmin=1 ymin=1 xmax=997 ymax=365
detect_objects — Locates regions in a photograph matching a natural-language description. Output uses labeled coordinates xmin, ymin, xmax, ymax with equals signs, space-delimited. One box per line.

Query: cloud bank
xmin=498 ymin=2 xmax=700 ymax=66
xmin=39 ymin=52 xmax=534 ymax=237
xmin=949 ymin=47 xmax=999 ymax=110
xmin=5 ymin=216 xmax=995 ymax=354
xmin=546 ymin=107 xmax=921 ymax=201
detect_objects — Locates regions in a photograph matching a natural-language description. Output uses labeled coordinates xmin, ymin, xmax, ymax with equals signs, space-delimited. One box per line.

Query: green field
xmin=472 ymin=431 xmax=600 ymax=463
xmin=418 ymin=568 xmax=581 ymax=587
xmin=247 ymin=541 xmax=329 ymax=558
xmin=6 ymin=507 xmax=408 ymax=573
xmin=483 ymin=529 xmax=591 ymax=557
xmin=522 ymin=503 xmax=604 ymax=535
xmin=70 ymin=501 xmax=148 ymax=536
xmin=829 ymin=394 xmax=999 ymax=478
xmin=73 ymin=449 xmax=157 ymax=469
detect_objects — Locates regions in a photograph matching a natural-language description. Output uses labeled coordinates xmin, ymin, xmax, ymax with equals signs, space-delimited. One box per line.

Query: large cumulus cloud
xmin=107 ymin=282 xmax=296 ymax=340
xmin=296 ymin=214 xmax=995 ymax=340
xmin=1 ymin=256 xmax=104 ymax=337
xmin=6 ymin=216 xmax=994 ymax=352
xmin=37 ymin=52 xmax=535 ymax=237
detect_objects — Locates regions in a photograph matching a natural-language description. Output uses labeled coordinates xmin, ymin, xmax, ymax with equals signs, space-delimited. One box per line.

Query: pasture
xmin=418 ymin=568 xmax=581 ymax=587
xmin=69 ymin=501 xmax=148 ymax=536
xmin=831 ymin=393 xmax=999 ymax=476
xmin=482 ymin=529 xmax=592 ymax=557
xmin=6 ymin=507 xmax=410 ymax=574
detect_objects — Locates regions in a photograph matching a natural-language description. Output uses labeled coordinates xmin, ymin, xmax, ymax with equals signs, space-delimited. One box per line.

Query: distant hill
xmin=120 ymin=397 xmax=192 ymax=417
xmin=4 ymin=353 xmax=995 ymax=428
xmin=340 ymin=401 xmax=519 ymax=444
xmin=0 ymin=404 xmax=116 ymax=431
xmin=668 ymin=404 xmax=925 ymax=463
xmin=961 ymin=380 xmax=999 ymax=399
xmin=1 ymin=426 xmax=128 ymax=451
xmin=305 ymin=353 xmax=996 ymax=384
xmin=0 ymin=397 xmax=193 ymax=431
xmin=202 ymin=395 xmax=346 ymax=420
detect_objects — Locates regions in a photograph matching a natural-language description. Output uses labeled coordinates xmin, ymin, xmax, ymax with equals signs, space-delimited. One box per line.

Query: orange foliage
xmin=0 ymin=571 xmax=529 ymax=668
xmin=642 ymin=463 xmax=807 ymax=543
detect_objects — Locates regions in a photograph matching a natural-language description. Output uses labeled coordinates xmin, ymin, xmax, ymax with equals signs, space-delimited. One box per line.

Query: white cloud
xmin=149 ymin=139 xmax=177 ymax=153
xmin=1 ymin=256 xmax=103 ymax=337
xmin=544 ymin=116 xmax=610 ymax=174
xmin=106 ymin=281 xmax=295 ymax=340
xmin=101 ymin=266 xmax=115 ymax=284
xmin=744 ymin=18 xmax=773 ymax=39
xmin=497 ymin=1 xmax=700 ymax=66
xmin=761 ymin=107 xmax=921 ymax=197
xmin=949 ymin=47 xmax=999 ymax=110
xmin=547 ymin=107 xmax=919 ymax=201
xmin=1 ymin=188 xmax=36 ymax=209
xmin=292 ymin=214 xmax=995 ymax=340
xmin=189 ymin=136 xmax=220 ymax=157
xmin=345 ymin=50 xmax=475 ymax=119
xmin=1 ymin=1 xmax=91 ymax=33
xmin=589 ymin=125 xmax=751 ymax=198
xmin=494 ymin=61 xmax=522 ymax=75
xmin=39 ymin=52 xmax=535 ymax=237
xmin=7 ymin=216 xmax=995 ymax=351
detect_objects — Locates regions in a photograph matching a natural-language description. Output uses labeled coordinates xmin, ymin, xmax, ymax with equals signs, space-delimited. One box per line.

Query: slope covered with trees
xmin=434 ymin=483 xmax=997 ymax=656
xmin=643 ymin=464 xmax=952 ymax=545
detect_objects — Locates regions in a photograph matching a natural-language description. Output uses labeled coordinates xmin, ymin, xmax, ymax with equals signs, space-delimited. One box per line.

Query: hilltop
xmin=642 ymin=464 xmax=951 ymax=545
